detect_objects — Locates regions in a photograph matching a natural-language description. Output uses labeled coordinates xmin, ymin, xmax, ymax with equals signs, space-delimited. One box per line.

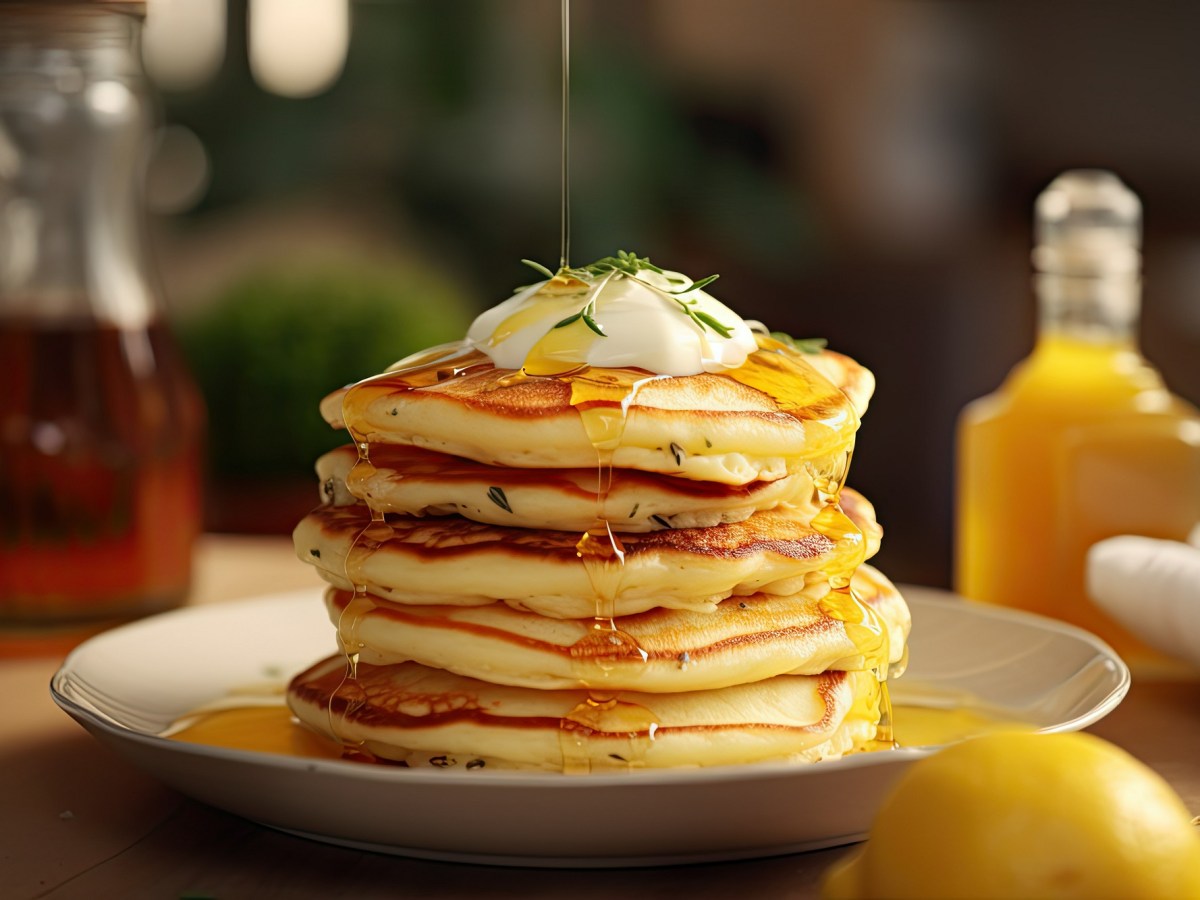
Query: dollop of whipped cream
xmin=466 ymin=263 xmax=758 ymax=376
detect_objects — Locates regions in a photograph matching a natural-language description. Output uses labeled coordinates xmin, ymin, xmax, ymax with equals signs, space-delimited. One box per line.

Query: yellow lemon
xmin=823 ymin=731 xmax=1200 ymax=899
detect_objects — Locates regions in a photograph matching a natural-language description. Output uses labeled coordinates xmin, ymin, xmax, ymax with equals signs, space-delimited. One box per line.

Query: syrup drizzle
xmin=809 ymin=449 xmax=894 ymax=746
xmin=559 ymin=0 xmax=571 ymax=270
xmin=560 ymin=367 xmax=661 ymax=771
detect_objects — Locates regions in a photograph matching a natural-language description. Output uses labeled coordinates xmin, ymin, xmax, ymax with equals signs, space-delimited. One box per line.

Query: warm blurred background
xmin=149 ymin=0 xmax=1200 ymax=588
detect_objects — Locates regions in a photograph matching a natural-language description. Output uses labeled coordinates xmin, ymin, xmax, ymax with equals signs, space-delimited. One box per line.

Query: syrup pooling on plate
xmin=165 ymin=699 xmax=1026 ymax=762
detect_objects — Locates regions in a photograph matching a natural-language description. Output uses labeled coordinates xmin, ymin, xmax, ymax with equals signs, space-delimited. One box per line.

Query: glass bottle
xmin=955 ymin=169 xmax=1200 ymax=670
xmin=0 ymin=2 xmax=205 ymax=630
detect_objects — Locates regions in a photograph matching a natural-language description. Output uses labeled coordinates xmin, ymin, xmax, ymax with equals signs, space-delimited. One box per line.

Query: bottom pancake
xmin=287 ymin=656 xmax=884 ymax=771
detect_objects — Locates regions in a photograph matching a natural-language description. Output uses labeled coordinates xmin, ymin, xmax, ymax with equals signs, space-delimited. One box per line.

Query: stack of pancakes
xmin=289 ymin=335 xmax=909 ymax=771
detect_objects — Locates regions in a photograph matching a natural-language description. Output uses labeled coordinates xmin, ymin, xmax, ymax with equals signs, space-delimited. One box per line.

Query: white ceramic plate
xmin=52 ymin=586 xmax=1129 ymax=867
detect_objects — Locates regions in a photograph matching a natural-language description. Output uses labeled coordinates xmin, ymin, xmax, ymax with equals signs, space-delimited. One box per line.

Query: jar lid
xmin=1032 ymin=169 xmax=1141 ymax=278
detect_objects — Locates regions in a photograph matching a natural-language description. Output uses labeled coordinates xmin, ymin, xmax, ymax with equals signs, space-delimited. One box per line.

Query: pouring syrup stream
xmin=559 ymin=0 xmax=571 ymax=271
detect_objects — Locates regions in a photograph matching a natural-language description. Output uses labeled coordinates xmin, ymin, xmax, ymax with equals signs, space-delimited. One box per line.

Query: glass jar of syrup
xmin=0 ymin=2 xmax=205 ymax=631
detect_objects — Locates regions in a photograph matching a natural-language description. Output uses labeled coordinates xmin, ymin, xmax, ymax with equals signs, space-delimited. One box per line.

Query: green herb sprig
xmin=521 ymin=251 xmax=731 ymax=338
xmin=552 ymin=298 xmax=605 ymax=335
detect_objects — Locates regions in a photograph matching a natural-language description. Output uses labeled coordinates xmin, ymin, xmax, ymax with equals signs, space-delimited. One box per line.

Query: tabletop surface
xmin=3 ymin=534 xmax=1198 ymax=900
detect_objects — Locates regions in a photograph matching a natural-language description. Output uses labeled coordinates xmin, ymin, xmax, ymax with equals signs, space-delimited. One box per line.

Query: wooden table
xmin=3 ymin=535 xmax=1198 ymax=899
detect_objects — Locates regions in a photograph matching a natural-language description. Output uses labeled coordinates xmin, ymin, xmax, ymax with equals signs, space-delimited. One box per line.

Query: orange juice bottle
xmin=956 ymin=170 xmax=1200 ymax=670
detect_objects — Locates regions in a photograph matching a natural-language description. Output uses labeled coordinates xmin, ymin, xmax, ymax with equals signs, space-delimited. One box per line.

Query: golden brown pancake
xmin=324 ymin=563 xmax=908 ymax=692
xmin=316 ymin=443 xmax=820 ymax=532
xmin=293 ymin=488 xmax=883 ymax=618
xmin=287 ymin=656 xmax=884 ymax=770
xmin=318 ymin=341 xmax=873 ymax=485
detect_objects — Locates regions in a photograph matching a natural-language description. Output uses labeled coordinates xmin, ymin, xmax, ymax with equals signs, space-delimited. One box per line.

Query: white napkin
xmin=1086 ymin=533 xmax=1200 ymax=666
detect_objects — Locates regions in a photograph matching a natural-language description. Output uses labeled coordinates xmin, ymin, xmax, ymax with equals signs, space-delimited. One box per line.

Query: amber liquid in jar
xmin=0 ymin=317 xmax=205 ymax=624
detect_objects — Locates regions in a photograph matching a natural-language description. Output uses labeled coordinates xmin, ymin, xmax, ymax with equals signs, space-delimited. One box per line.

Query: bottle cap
xmin=1032 ymin=169 xmax=1141 ymax=277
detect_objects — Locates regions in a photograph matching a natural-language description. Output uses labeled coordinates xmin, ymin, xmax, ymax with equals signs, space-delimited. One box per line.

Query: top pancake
xmin=319 ymin=340 xmax=874 ymax=485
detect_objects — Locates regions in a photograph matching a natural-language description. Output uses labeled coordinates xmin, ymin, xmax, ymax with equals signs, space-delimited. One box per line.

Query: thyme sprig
xmin=553 ymin=298 xmax=605 ymax=335
xmin=520 ymin=258 xmax=556 ymax=279
xmin=522 ymin=251 xmax=731 ymax=338
xmin=673 ymin=294 xmax=732 ymax=338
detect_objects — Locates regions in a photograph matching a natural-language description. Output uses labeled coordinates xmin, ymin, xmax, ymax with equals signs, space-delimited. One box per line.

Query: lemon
xmin=822 ymin=731 xmax=1200 ymax=899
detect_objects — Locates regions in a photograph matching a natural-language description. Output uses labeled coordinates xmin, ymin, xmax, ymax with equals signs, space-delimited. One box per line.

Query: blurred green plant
xmin=178 ymin=261 xmax=471 ymax=482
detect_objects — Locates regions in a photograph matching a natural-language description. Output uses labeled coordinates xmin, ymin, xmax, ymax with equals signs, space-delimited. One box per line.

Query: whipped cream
xmin=466 ymin=266 xmax=758 ymax=376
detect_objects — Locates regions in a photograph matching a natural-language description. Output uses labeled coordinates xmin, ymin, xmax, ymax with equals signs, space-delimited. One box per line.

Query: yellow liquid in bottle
xmin=956 ymin=333 xmax=1200 ymax=669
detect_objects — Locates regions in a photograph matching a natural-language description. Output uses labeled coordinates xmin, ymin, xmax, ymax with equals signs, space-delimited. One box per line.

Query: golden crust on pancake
xmin=316 ymin=443 xmax=820 ymax=532
xmin=319 ymin=345 xmax=872 ymax=485
xmin=326 ymin=564 xmax=908 ymax=692
xmin=287 ymin=656 xmax=883 ymax=770
xmin=294 ymin=489 xmax=882 ymax=618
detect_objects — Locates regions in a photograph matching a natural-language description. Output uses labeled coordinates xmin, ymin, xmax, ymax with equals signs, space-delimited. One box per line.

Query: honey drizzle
xmin=809 ymin=449 xmax=894 ymax=747
xmin=559 ymin=0 xmax=571 ymax=270
xmin=730 ymin=335 xmax=892 ymax=745
xmin=725 ymin=334 xmax=858 ymax=437
xmin=559 ymin=366 xmax=664 ymax=772
xmin=327 ymin=426 xmax=389 ymax=756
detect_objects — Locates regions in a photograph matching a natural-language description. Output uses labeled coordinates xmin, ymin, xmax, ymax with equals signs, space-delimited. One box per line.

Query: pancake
xmin=316 ymin=443 xmax=820 ymax=532
xmin=286 ymin=263 xmax=906 ymax=775
xmin=318 ymin=340 xmax=873 ymax=485
xmin=325 ymin=564 xmax=908 ymax=692
xmin=287 ymin=656 xmax=884 ymax=770
xmin=294 ymin=488 xmax=883 ymax=618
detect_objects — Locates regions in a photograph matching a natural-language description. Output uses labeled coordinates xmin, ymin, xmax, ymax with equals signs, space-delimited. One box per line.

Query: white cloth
xmin=1087 ymin=534 xmax=1200 ymax=666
